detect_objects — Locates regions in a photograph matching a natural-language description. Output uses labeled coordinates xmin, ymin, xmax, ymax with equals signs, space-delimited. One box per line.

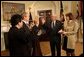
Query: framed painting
xmin=2 ymin=2 xmax=25 ymax=21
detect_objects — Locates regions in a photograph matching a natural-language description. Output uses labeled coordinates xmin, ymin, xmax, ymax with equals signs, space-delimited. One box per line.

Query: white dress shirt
xmin=51 ymin=21 xmax=56 ymax=28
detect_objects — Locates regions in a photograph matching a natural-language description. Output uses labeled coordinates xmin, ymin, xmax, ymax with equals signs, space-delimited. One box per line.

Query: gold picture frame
xmin=2 ymin=2 xmax=25 ymax=21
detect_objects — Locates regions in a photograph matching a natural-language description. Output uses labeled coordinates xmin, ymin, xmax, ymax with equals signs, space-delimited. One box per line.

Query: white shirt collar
xmin=52 ymin=21 xmax=56 ymax=25
xmin=51 ymin=20 xmax=56 ymax=28
xmin=22 ymin=20 xmax=29 ymax=24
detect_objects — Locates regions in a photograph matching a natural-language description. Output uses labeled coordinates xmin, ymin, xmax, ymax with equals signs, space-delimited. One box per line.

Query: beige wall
xmin=71 ymin=1 xmax=78 ymax=17
xmin=62 ymin=1 xmax=72 ymax=14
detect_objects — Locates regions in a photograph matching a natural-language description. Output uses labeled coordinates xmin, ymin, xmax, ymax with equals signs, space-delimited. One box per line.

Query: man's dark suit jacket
xmin=22 ymin=22 xmax=32 ymax=45
xmin=49 ymin=20 xmax=63 ymax=42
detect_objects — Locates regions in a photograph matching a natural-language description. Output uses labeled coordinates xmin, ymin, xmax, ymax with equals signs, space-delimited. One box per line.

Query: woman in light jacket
xmin=62 ymin=13 xmax=79 ymax=56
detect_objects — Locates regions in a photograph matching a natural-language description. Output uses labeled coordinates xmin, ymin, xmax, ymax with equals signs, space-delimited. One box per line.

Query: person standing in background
xmin=39 ymin=17 xmax=48 ymax=36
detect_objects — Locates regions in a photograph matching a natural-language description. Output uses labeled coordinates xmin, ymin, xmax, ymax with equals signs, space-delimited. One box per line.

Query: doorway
xmin=37 ymin=10 xmax=52 ymax=25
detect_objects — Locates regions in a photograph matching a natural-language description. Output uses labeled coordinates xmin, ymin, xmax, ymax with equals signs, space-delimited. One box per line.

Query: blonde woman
xmin=62 ymin=13 xmax=79 ymax=56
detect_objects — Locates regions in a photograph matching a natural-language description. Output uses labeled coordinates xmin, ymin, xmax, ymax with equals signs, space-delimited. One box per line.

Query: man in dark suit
xmin=8 ymin=14 xmax=31 ymax=56
xmin=49 ymin=15 xmax=63 ymax=56
xmin=21 ymin=12 xmax=33 ymax=56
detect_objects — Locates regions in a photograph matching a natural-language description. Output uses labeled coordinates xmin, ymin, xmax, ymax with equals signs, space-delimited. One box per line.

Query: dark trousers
xmin=50 ymin=38 xmax=61 ymax=56
xmin=32 ymin=40 xmax=37 ymax=56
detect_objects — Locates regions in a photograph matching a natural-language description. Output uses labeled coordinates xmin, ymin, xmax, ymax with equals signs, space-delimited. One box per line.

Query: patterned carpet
xmin=1 ymin=42 xmax=83 ymax=56
xmin=40 ymin=42 xmax=83 ymax=56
